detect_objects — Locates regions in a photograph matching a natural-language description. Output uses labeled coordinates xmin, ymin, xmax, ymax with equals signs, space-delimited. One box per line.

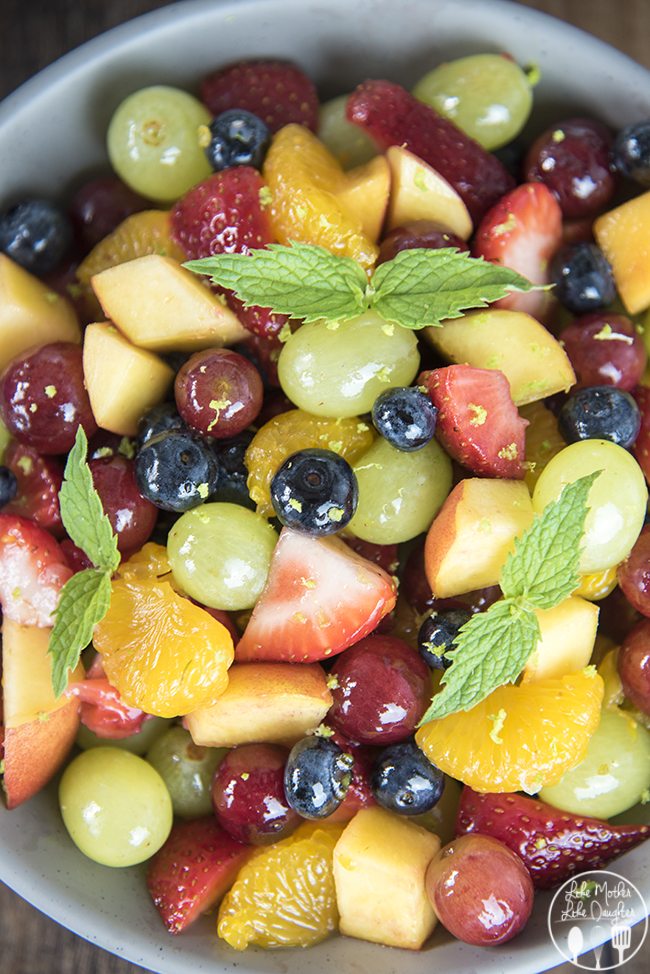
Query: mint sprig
xmin=418 ymin=471 xmax=600 ymax=723
xmin=49 ymin=427 xmax=120 ymax=696
xmin=185 ymin=243 xmax=543 ymax=330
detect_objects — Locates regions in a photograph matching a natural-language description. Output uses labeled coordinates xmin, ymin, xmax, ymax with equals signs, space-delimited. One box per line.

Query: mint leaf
xmin=59 ymin=426 xmax=120 ymax=573
xmin=49 ymin=569 xmax=112 ymax=697
xmin=418 ymin=600 xmax=541 ymax=722
xmin=185 ymin=242 xmax=368 ymax=324
xmin=371 ymin=248 xmax=544 ymax=329
xmin=500 ymin=471 xmax=601 ymax=609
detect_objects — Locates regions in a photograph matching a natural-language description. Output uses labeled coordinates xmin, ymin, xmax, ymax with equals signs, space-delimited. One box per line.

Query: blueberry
xmin=270 ymin=448 xmax=358 ymax=536
xmin=137 ymin=403 xmax=186 ymax=449
xmin=371 ymin=741 xmax=445 ymax=815
xmin=417 ymin=609 xmax=472 ymax=670
xmin=612 ymin=120 xmax=650 ymax=187
xmin=0 ymin=466 xmax=18 ymax=508
xmin=492 ymin=137 xmax=526 ymax=179
xmin=134 ymin=430 xmax=220 ymax=512
xmin=550 ymin=242 xmax=616 ymax=314
xmin=211 ymin=431 xmax=255 ymax=509
xmin=204 ymin=109 xmax=270 ymax=171
xmin=0 ymin=199 xmax=72 ymax=275
xmin=371 ymin=386 xmax=437 ymax=452
xmin=558 ymin=386 xmax=641 ymax=448
xmin=284 ymin=737 xmax=354 ymax=819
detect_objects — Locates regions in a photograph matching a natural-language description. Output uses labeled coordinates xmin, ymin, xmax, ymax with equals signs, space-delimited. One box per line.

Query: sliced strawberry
xmin=236 ymin=528 xmax=397 ymax=664
xmin=456 ymin=788 xmax=650 ymax=889
xmin=146 ymin=817 xmax=251 ymax=934
xmin=200 ymin=59 xmax=319 ymax=133
xmin=424 ymin=365 xmax=527 ymax=479
xmin=346 ymin=80 xmax=514 ymax=224
xmin=225 ymin=292 xmax=289 ymax=340
xmin=0 ymin=514 xmax=72 ymax=626
xmin=67 ymin=675 xmax=148 ymax=740
xmin=472 ymin=182 xmax=562 ymax=319
xmin=2 ymin=442 xmax=64 ymax=535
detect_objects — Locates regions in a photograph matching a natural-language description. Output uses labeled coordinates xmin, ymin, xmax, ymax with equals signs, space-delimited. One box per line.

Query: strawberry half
xmin=346 ymin=80 xmax=514 ymax=224
xmin=235 ymin=528 xmax=397 ymax=663
xmin=472 ymin=182 xmax=562 ymax=319
xmin=424 ymin=365 xmax=527 ymax=479
xmin=2 ymin=442 xmax=64 ymax=535
xmin=200 ymin=59 xmax=319 ymax=133
xmin=456 ymin=788 xmax=650 ymax=889
xmin=146 ymin=817 xmax=251 ymax=934
xmin=0 ymin=514 xmax=72 ymax=626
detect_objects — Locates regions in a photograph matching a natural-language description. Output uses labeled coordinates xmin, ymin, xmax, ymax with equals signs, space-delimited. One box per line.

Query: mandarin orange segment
xmin=416 ymin=669 xmax=604 ymax=794
xmin=94 ymin=576 xmax=233 ymax=718
xmin=121 ymin=542 xmax=172 ymax=580
xmin=245 ymin=409 xmax=374 ymax=517
xmin=217 ymin=821 xmax=344 ymax=950
xmin=263 ymin=124 xmax=379 ymax=271
xmin=77 ymin=210 xmax=186 ymax=286
xmin=521 ymin=400 xmax=565 ymax=491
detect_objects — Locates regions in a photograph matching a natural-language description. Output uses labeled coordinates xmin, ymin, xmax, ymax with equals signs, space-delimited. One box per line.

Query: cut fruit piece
xmin=416 ymin=669 xmax=604 ymax=793
xmin=522 ymin=597 xmax=599 ymax=683
xmin=0 ymin=254 xmax=80 ymax=374
xmin=76 ymin=210 xmax=185 ymax=285
xmin=423 ymin=309 xmax=576 ymax=406
xmin=83 ymin=323 xmax=173 ymax=437
xmin=91 ymin=254 xmax=248 ymax=353
xmin=594 ymin=190 xmax=650 ymax=314
xmin=521 ymin=401 xmax=566 ymax=491
xmin=235 ymin=528 xmax=397 ymax=663
xmin=218 ymin=821 xmax=343 ymax=950
xmin=333 ymin=155 xmax=390 ymax=242
xmin=425 ymin=478 xmax=534 ymax=598
xmin=333 ymin=806 xmax=440 ymax=950
xmin=185 ymin=662 xmax=332 ymax=748
xmin=386 ymin=146 xmax=472 ymax=239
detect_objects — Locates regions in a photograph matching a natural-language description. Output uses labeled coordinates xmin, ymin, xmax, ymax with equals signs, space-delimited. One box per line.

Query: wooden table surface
xmin=1 ymin=1 xmax=649 ymax=972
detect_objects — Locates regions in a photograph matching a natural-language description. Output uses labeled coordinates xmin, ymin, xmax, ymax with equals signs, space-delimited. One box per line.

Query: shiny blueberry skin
xmin=371 ymin=387 xmax=438 ymax=452
xmin=0 ymin=199 xmax=72 ymax=274
xmin=558 ymin=386 xmax=641 ymax=448
xmin=211 ymin=430 xmax=255 ymax=509
xmin=284 ymin=737 xmax=354 ymax=819
xmin=204 ymin=109 xmax=271 ymax=171
xmin=549 ymin=243 xmax=616 ymax=315
xmin=137 ymin=403 xmax=186 ymax=449
xmin=612 ymin=120 xmax=650 ymax=187
xmin=371 ymin=741 xmax=445 ymax=815
xmin=418 ymin=609 xmax=472 ymax=670
xmin=134 ymin=430 xmax=220 ymax=512
xmin=270 ymin=448 xmax=358 ymax=536
xmin=0 ymin=466 xmax=18 ymax=508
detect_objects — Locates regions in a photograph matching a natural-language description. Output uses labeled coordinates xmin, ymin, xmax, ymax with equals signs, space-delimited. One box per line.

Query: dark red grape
xmin=2 ymin=441 xmax=63 ymax=534
xmin=175 ymin=348 xmax=263 ymax=439
xmin=68 ymin=176 xmax=146 ymax=252
xmin=598 ymin=585 xmax=642 ymax=644
xmin=89 ymin=455 xmax=157 ymax=553
xmin=60 ymin=539 xmax=92 ymax=572
xmin=618 ymin=620 xmax=650 ymax=715
xmin=560 ymin=313 xmax=646 ymax=391
xmin=377 ymin=221 xmax=469 ymax=265
xmin=633 ymin=386 xmax=650 ymax=485
xmin=401 ymin=538 xmax=500 ymax=615
xmin=618 ymin=526 xmax=650 ymax=617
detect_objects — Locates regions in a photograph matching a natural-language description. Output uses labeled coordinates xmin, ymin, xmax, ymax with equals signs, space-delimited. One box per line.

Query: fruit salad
xmin=1 ymin=50 xmax=650 ymax=957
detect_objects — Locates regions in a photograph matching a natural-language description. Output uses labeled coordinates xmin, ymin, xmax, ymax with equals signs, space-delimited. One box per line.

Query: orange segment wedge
xmin=77 ymin=210 xmax=185 ymax=286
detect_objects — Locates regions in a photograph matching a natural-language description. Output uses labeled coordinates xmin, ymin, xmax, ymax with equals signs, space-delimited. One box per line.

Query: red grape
xmin=618 ymin=525 xmax=650 ymax=617
xmin=377 ymin=221 xmax=469 ymax=265
xmin=618 ymin=620 xmax=650 ymax=715
xmin=175 ymin=348 xmax=263 ymax=439
xmin=89 ymin=455 xmax=157 ymax=553
xmin=68 ymin=175 xmax=146 ymax=252
xmin=633 ymin=386 xmax=650 ymax=484
xmin=561 ymin=313 xmax=646 ymax=391
xmin=401 ymin=538 xmax=500 ymax=615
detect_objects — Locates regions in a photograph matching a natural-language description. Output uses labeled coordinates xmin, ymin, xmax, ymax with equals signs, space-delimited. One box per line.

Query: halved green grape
xmin=76 ymin=716 xmax=170 ymax=756
xmin=539 ymin=708 xmax=650 ymax=819
xmin=532 ymin=440 xmax=647 ymax=572
xmin=147 ymin=726 xmax=227 ymax=819
xmin=168 ymin=502 xmax=277 ymax=610
xmin=278 ymin=311 xmax=420 ymax=418
xmin=412 ymin=54 xmax=533 ymax=150
xmin=107 ymin=86 xmax=212 ymax=203
xmin=318 ymin=95 xmax=378 ymax=169
xmin=348 ymin=437 xmax=451 ymax=544
xmin=59 ymin=747 xmax=172 ymax=867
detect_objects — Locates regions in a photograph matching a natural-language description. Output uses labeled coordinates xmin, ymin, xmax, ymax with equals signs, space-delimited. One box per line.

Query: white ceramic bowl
xmin=1 ymin=1 xmax=649 ymax=971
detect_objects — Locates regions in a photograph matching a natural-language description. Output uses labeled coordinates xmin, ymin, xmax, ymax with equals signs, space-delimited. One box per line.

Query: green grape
xmin=76 ymin=716 xmax=170 ymax=756
xmin=532 ymin=440 xmax=647 ymax=572
xmin=540 ymin=708 xmax=650 ymax=819
xmin=411 ymin=776 xmax=462 ymax=845
xmin=147 ymin=726 xmax=226 ymax=819
xmin=0 ymin=417 xmax=10 ymax=462
xmin=278 ymin=311 xmax=420 ymax=418
xmin=318 ymin=95 xmax=377 ymax=169
xmin=348 ymin=437 xmax=451 ymax=544
xmin=107 ymin=85 xmax=212 ymax=203
xmin=412 ymin=54 xmax=533 ymax=150
xmin=168 ymin=502 xmax=277 ymax=610
xmin=59 ymin=747 xmax=172 ymax=867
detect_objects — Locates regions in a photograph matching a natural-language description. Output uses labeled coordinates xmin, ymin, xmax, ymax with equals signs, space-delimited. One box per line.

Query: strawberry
xmin=146 ymin=817 xmax=251 ymax=934
xmin=472 ymin=182 xmax=562 ymax=319
xmin=424 ymin=365 xmax=527 ymax=479
xmin=225 ymin=292 xmax=289 ymax=340
xmin=200 ymin=59 xmax=319 ymax=133
xmin=67 ymin=676 xmax=147 ymax=740
xmin=456 ymin=788 xmax=650 ymax=889
xmin=0 ymin=514 xmax=72 ymax=626
xmin=346 ymin=80 xmax=515 ymax=224
xmin=2 ymin=442 xmax=64 ymax=535
xmin=235 ymin=527 xmax=397 ymax=663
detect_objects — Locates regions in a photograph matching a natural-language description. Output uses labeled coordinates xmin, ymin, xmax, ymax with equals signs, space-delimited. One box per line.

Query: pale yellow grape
xmin=76 ymin=716 xmax=170 ymax=756
xmin=318 ymin=95 xmax=377 ymax=169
